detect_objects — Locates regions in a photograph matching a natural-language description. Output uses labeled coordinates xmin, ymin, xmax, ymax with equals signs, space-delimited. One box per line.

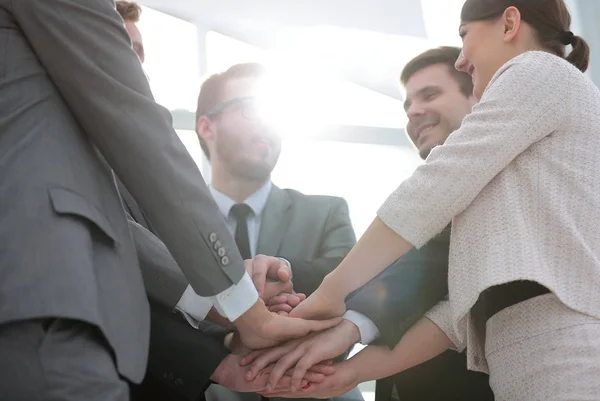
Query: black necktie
xmin=230 ymin=203 xmax=253 ymax=260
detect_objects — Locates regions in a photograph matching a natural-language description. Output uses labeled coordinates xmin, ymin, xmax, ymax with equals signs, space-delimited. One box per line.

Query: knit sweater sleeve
xmin=378 ymin=52 xmax=567 ymax=248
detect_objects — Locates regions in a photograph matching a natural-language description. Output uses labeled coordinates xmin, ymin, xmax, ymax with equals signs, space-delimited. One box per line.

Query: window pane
xmin=271 ymin=138 xmax=422 ymax=236
xmin=137 ymin=7 xmax=200 ymax=112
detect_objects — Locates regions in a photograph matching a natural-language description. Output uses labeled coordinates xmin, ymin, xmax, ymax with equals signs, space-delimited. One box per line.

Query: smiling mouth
xmin=417 ymin=124 xmax=438 ymax=145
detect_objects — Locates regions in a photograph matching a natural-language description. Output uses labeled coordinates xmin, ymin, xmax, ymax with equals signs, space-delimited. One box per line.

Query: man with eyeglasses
xmin=142 ymin=63 xmax=365 ymax=401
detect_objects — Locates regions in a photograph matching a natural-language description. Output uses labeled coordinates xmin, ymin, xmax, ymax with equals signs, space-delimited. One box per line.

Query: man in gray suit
xmin=169 ymin=62 xmax=363 ymax=401
xmin=0 ymin=1 xmax=338 ymax=400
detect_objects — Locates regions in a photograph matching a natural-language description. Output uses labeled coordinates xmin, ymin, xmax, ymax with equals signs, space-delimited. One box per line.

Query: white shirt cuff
xmin=343 ymin=310 xmax=380 ymax=345
xmin=210 ymin=272 xmax=259 ymax=322
xmin=175 ymin=285 xmax=213 ymax=329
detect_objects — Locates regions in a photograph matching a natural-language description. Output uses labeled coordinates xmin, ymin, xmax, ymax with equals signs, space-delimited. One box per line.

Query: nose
xmin=406 ymin=102 xmax=425 ymax=120
xmin=455 ymin=50 xmax=467 ymax=72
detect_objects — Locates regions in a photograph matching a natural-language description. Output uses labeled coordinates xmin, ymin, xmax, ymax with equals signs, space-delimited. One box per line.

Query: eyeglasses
xmin=205 ymin=96 xmax=261 ymax=120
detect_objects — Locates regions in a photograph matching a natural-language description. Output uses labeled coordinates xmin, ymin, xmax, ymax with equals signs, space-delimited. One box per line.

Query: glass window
xmin=136 ymin=7 xmax=200 ymax=112
xmin=272 ymin=138 xmax=422 ymax=237
xmin=136 ymin=7 xmax=205 ymax=171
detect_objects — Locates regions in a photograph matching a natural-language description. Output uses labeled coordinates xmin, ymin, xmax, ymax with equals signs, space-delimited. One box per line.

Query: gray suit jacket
xmin=141 ymin=185 xmax=356 ymax=308
xmin=0 ymin=0 xmax=245 ymax=383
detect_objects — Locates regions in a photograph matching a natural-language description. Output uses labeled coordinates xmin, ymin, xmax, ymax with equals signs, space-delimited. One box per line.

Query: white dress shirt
xmin=176 ymin=181 xmax=379 ymax=344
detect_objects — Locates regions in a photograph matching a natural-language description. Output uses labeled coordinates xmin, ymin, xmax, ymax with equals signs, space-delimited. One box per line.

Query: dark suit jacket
xmin=345 ymin=227 xmax=450 ymax=348
xmin=346 ymin=227 xmax=493 ymax=401
xmin=120 ymin=181 xmax=230 ymax=401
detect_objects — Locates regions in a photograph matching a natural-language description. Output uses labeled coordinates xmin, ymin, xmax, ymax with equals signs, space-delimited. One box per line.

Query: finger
xmin=277 ymin=265 xmax=291 ymax=282
xmin=265 ymin=281 xmax=293 ymax=301
xmin=269 ymin=303 xmax=293 ymax=313
xmin=275 ymin=376 xmax=309 ymax=391
xmin=251 ymin=257 xmax=268 ymax=297
xmin=272 ymin=376 xmax=309 ymax=392
xmin=291 ymin=353 xmax=322 ymax=390
xmin=284 ymin=294 xmax=301 ymax=307
xmin=267 ymin=346 xmax=307 ymax=389
xmin=244 ymin=259 xmax=253 ymax=275
xmin=265 ymin=258 xmax=291 ymax=281
xmin=295 ymin=293 xmax=307 ymax=301
xmin=245 ymin=341 xmax=297 ymax=379
xmin=267 ymin=295 xmax=288 ymax=306
xmin=307 ymin=363 xmax=336 ymax=376
xmin=240 ymin=348 xmax=270 ymax=366
xmin=278 ymin=311 xmax=289 ymax=316
xmin=284 ymin=368 xmax=326 ymax=384
xmin=259 ymin=377 xmax=310 ymax=399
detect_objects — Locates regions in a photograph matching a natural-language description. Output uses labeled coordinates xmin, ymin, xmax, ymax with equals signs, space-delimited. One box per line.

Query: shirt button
xmin=209 ymin=233 xmax=217 ymax=243
xmin=218 ymin=247 xmax=226 ymax=257
xmin=213 ymin=240 xmax=222 ymax=250
xmin=221 ymin=256 xmax=230 ymax=266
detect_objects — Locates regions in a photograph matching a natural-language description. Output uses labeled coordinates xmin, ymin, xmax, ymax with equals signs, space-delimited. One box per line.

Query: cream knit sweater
xmin=377 ymin=51 xmax=600 ymax=373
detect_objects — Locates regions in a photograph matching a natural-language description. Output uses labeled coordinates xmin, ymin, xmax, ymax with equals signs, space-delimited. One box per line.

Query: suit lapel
xmin=257 ymin=186 xmax=292 ymax=256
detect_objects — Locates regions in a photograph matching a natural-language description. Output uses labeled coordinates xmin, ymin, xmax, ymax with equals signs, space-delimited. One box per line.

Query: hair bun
xmin=559 ymin=31 xmax=575 ymax=45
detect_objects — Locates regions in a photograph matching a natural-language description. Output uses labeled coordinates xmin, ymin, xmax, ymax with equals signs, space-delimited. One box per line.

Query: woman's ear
xmin=502 ymin=6 xmax=522 ymax=43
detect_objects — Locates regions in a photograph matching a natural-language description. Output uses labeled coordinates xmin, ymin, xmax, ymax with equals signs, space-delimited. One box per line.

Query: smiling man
xmin=402 ymin=46 xmax=477 ymax=160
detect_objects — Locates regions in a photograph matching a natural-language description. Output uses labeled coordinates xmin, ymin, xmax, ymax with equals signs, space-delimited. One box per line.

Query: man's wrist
xmin=232 ymin=297 xmax=265 ymax=325
xmin=211 ymin=272 xmax=259 ymax=321
xmin=340 ymin=319 xmax=361 ymax=344
xmin=342 ymin=310 xmax=380 ymax=345
xmin=207 ymin=308 xmax=234 ymax=330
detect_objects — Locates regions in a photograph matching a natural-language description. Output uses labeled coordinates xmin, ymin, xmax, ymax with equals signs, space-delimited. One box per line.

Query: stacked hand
xmin=233 ymin=319 xmax=362 ymax=398
xmin=242 ymin=319 xmax=360 ymax=390
xmin=210 ymin=353 xmax=337 ymax=393
xmin=235 ymin=255 xmax=342 ymax=350
xmin=239 ymin=277 xmax=362 ymax=397
xmin=214 ymin=256 xmax=352 ymax=394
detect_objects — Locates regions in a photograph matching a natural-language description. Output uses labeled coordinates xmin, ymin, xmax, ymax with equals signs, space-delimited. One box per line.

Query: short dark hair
xmin=195 ymin=63 xmax=267 ymax=159
xmin=461 ymin=0 xmax=590 ymax=72
xmin=400 ymin=46 xmax=473 ymax=98
xmin=116 ymin=1 xmax=142 ymax=23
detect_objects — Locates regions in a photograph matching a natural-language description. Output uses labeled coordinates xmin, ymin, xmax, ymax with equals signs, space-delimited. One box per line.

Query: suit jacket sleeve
xmin=143 ymin=301 xmax=230 ymax=400
xmin=13 ymin=0 xmax=244 ymax=296
xmin=345 ymin=227 xmax=450 ymax=347
xmin=286 ymin=198 xmax=356 ymax=295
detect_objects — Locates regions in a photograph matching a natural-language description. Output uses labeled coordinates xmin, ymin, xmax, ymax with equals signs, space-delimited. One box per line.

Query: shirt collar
xmin=209 ymin=181 xmax=273 ymax=218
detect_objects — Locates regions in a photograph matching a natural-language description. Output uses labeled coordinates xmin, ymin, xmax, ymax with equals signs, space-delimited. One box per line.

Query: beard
xmin=214 ymin=137 xmax=279 ymax=182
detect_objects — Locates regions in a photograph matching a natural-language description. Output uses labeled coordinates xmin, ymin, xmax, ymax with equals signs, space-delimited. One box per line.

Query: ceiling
xmin=137 ymin=0 xmax=467 ymax=103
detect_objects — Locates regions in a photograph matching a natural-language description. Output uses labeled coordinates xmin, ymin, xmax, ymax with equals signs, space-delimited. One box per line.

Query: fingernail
xmin=245 ymin=371 xmax=252 ymax=379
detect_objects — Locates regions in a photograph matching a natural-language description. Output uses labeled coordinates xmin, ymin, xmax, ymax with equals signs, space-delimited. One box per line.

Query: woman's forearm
xmin=324 ymin=217 xmax=413 ymax=298
xmin=347 ymin=317 xmax=453 ymax=383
